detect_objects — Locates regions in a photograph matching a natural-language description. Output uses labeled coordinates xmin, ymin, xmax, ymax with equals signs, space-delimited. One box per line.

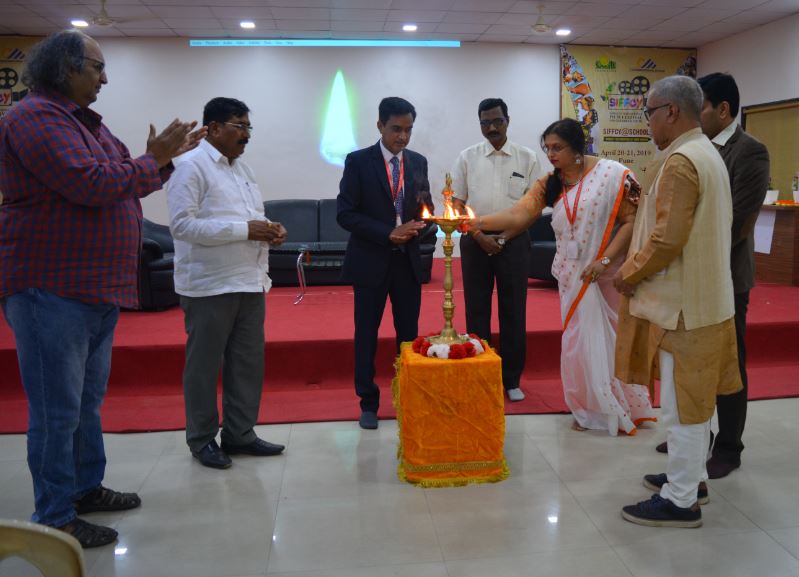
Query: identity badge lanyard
xmin=562 ymin=176 xmax=585 ymax=260
xmin=385 ymin=156 xmax=405 ymax=226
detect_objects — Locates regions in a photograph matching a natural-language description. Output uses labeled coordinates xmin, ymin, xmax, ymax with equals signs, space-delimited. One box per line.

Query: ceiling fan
xmin=531 ymin=4 xmax=552 ymax=34
xmin=91 ymin=0 xmax=116 ymax=27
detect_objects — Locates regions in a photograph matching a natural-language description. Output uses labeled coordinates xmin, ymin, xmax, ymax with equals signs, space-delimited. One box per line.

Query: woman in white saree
xmin=471 ymin=119 xmax=655 ymax=435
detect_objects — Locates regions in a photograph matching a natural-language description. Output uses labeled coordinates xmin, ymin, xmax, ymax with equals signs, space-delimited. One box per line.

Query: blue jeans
xmin=1 ymin=289 xmax=119 ymax=527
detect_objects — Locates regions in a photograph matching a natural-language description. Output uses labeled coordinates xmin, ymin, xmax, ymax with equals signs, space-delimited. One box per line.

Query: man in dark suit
xmin=337 ymin=97 xmax=434 ymax=430
xmin=655 ymin=73 xmax=769 ymax=478
xmin=699 ymin=73 xmax=770 ymax=478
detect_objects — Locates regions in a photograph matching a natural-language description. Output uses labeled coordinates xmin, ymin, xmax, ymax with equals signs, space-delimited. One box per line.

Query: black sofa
xmin=139 ymin=219 xmax=179 ymax=310
xmin=264 ymin=198 xmax=438 ymax=286
xmin=527 ymin=212 xmax=557 ymax=283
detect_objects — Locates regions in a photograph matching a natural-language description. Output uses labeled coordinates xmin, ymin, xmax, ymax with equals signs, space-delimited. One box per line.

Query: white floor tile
xmin=711 ymin=465 xmax=799 ymax=530
xmin=278 ymin=432 xmax=404 ymax=500
xmin=614 ymin=530 xmax=799 ymax=577
xmin=0 ymin=435 xmax=26 ymax=462
xmin=566 ymin=474 xmax=759 ymax=547
xmin=0 ymin=459 xmax=27 ymax=495
xmin=267 ymin=562 xmax=449 ymax=577
xmin=1 ymin=397 xmax=799 ymax=577
xmin=768 ymin=527 xmax=799 ymax=561
xmin=444 ymin=547 xmax=633 ymax=577
xmin=0 ymin=557 xmax=49 ymax=577
xmin=267 ymin=492 xmax=441 ymax=573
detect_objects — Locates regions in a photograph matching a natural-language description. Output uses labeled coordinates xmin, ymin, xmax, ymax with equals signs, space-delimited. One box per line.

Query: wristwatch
xmin=600 ymin=256 xmax=611 ymax=266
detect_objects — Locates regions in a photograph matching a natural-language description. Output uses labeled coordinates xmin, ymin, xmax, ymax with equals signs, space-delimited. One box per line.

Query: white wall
xmin=92 ymin=39 xmax=559 ymax=224
xmin=698 ymin=12 xmax=799 ymax=109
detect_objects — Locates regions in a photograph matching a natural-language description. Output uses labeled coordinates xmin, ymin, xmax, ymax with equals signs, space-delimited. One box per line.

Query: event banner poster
xmin=0 ymin=37 xmax=38 ymax=121
xmin=560 ymin=45 xmax=696 ymax=175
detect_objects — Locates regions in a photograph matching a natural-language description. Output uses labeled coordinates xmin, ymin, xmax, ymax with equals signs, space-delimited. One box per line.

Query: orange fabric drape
xmin=392 ymin=343 xmax=509 ymax=487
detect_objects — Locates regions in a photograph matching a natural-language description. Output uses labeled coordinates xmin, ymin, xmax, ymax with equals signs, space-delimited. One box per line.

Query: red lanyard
xmin=562 ymin=176 xmax=585 ymax=228
xmin=384 ymin=155 xmax=405 ymax=201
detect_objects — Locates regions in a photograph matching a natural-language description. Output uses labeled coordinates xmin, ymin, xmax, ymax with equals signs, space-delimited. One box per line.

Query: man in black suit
xmin=654 ymin=73 xmax=770 ymax=478
xmin=699 ymin=73 xmax=770 ymax=478
xmin=337 ymin=97 xmax=434 ymax=430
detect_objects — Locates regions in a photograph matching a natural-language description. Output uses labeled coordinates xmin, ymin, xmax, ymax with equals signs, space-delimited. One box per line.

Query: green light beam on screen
xmin=320 ymin=69 xmax=357 ymax=167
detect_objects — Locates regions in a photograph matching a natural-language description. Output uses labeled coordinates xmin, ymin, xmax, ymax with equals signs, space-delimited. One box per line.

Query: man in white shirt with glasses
xmin=167 ymin=97 xmax=286 ymax=469
xmin=451 ymin=98 xmax=542 ymax=402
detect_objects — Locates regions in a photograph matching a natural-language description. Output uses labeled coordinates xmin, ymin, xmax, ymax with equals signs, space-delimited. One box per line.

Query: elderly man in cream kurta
xmin=613 ymin=76 xmax=742 ymax=528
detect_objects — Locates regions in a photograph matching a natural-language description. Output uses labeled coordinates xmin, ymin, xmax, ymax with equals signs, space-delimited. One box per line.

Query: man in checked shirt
xmin=0 ymin=30 xmax=205 ymax=548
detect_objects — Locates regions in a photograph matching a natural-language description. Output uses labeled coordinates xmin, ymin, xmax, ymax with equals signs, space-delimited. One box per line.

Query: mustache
xmin=238 ymin=139 xmax=249 ymax=145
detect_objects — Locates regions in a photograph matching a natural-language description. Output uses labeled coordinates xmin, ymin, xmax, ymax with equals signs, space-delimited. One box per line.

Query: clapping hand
xmin=147 ymin=119 xmax=208 ymax=167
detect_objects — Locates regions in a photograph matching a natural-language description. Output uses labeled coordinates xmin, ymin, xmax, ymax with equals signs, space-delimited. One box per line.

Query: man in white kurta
xmin=614 ymin=76 xmax=742 ymax=528
xmin=167 ymin=97 xmax=287 ymax=469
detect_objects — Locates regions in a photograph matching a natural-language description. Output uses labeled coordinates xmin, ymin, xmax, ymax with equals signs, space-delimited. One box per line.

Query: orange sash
xmin=562 ymin=169 xmax=630 ymax=331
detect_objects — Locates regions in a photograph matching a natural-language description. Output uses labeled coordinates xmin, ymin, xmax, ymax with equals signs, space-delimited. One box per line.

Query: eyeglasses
xmin=479 ymin=118 xmax=507 ymax=128
xmin=83 ymin=56 xmax=105 ymax=74
xmin=542 ymin=143 xmax=569 ymax=154
xmin=223 ymin=122 xmax=253 ymax=133
xmin=643 ymin=102 xmax=671 ymax=121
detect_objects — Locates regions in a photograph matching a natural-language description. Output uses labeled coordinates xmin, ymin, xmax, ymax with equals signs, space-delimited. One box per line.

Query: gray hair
xmin=22 ymin=30 xmax=87 ymax=95
xmin=648 ymin=75 xmax=703 ymax=119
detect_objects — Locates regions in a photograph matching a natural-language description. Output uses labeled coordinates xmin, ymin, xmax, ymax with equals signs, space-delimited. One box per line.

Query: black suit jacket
xmin=718 ymin=126 xmax=770 ymax=293
xmin=337 ymin=142 xmax=433 ymax=288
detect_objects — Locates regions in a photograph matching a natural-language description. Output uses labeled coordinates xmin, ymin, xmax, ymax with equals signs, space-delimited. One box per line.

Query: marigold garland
xmin=411 ymin=333 xmax=485 ymax=360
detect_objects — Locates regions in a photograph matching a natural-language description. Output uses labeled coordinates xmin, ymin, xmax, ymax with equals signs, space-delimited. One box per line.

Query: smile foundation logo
xmin=595 ymin=56 xmax=616 ymax=70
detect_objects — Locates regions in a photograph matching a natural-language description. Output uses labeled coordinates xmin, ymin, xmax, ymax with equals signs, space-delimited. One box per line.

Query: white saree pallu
xmin=551 ymin=159 xmax=656 ymax=435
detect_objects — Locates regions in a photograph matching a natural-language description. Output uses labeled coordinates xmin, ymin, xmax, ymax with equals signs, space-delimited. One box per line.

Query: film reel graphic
xmin=630 ymin=75 xmax=650 ymax=94
xmin=0 ymin=67 xmax=19 ymax=90
xmin=617 ymin=75 xmax=650 ymax=95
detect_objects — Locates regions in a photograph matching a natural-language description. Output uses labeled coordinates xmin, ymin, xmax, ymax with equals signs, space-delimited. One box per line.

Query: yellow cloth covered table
xmin=392 ymin=342 xmax=509 ymax=487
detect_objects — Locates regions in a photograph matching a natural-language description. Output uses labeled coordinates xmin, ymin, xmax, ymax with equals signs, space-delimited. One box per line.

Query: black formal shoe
xmin=221 ymin=437 xmax=285 ymax=456
xmin=359 ymin=411 xmax=378 ymax=430
xmin=192 ymin=440 xmax=232 ymax=469
xmin=706 ymin=455 xmax=740 ymax=479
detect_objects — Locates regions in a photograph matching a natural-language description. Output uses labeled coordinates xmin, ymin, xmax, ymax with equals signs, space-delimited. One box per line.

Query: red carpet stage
xmin=2 ymin=259 xmax=799 ymax=433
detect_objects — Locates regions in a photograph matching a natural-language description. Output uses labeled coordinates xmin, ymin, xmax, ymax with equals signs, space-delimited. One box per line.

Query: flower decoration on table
xmin=412 ymin=334 xmax=485 ymax=360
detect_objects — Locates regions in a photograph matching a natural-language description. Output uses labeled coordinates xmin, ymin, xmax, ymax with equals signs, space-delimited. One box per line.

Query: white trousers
xmin=659 ymin=349 xmax=711 ymax=509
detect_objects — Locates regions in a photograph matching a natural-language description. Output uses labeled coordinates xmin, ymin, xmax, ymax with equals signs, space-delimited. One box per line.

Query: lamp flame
xmin=465 ymin=205 xmax=476 ymax=218
xmin=443 ymin=203 xmax=456 ymax=219
xmin=421 ymin=206 xmax=432 ymax=219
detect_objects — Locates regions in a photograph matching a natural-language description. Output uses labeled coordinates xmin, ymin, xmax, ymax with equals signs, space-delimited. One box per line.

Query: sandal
xmin=74 ymin=485 xmax=142 ymax=514
xmin=59 ymin=517 xmax=118 ymax=549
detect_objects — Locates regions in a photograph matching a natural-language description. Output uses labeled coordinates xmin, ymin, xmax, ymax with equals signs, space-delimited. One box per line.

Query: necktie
xmin=390 ymin=156 xmax=400 ymax=194
xmin=390 ymin=156 xmax=404 ymax=222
